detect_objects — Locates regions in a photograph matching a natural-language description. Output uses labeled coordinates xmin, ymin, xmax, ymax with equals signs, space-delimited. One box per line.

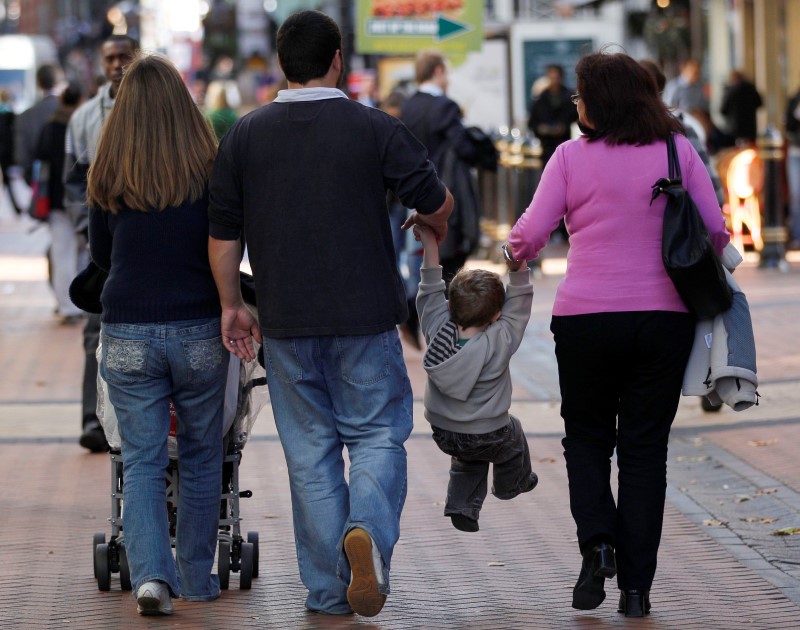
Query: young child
xmin=414 ymin=224 xmax=537 ymax=532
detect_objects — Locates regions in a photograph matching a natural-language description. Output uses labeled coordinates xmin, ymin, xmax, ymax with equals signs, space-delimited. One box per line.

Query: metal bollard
xmin=757 ymin=127 xmax=788 ymax=269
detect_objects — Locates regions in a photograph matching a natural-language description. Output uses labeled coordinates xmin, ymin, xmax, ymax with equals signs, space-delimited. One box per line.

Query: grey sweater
xmin=417 ymin=266 xmax=533 ymax=434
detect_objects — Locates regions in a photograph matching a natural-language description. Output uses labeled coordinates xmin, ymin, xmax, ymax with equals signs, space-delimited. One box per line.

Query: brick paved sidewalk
xmin=3 ymin=436 xmax=800 ymax=630
xmin=3 ymin=208 xmax=800 ymax=628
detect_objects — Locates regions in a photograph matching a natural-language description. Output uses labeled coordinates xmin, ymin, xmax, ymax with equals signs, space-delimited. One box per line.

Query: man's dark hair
xmin=36 ymin=65 xmax=57 ymax=91
xmin=576 ymin=51 xmax=684 ymax=145
xmin=103 ymin=34 xmax=140 ymax=52
xmin=61 ymin=81 xmax=82 ymax=107
xmin=277 ymin=10 xmax=341 ymax=84
xmin=545 ymin=64 xmax=564 ymax=78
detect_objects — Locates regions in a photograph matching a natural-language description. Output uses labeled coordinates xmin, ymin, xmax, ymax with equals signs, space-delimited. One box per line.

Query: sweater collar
xmin=273 ymin=87 xmax=348 ymax=103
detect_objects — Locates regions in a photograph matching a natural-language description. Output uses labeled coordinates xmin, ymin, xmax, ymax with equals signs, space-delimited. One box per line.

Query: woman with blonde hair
xmin=88 ymin=53 xmax=227 ymax=616
xmin=204 ymin=79 xmax=238 ymax=141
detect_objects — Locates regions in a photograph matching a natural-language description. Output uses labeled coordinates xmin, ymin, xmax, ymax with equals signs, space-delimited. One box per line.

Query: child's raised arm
xmin=414 ymin=224 xmax=440 ymax=269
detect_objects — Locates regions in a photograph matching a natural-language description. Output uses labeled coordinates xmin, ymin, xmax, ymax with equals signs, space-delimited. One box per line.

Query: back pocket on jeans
xmin=103 ymin=336 xmax=150 ymax=384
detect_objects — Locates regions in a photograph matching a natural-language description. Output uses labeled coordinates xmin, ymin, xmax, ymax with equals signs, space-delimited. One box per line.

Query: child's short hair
xmin=448 ymin=268 xmax=505 ymax=328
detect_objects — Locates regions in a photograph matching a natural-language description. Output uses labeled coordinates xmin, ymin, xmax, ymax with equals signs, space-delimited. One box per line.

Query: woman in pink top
xmin=507 ymin=52 xmax=730 ymax=618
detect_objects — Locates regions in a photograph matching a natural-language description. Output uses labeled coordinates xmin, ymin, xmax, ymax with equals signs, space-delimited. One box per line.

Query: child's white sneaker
xmin=136 ymin=580 xmax=173 ymax=616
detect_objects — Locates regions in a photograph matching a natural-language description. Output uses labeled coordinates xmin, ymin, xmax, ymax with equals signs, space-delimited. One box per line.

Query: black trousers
xmin=432 ymin=416 xmax=533 ymax=521
xmin=550 ymin=311 xmax=694 ymax=591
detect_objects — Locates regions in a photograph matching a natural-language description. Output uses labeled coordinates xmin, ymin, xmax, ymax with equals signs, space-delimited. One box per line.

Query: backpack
xmin=465 ymin=126 xmax=499 ymax=172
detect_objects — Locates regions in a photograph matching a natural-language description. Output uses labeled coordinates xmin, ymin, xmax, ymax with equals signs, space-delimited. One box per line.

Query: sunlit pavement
xmin=2 ymin=191 xmax=800 ymax=628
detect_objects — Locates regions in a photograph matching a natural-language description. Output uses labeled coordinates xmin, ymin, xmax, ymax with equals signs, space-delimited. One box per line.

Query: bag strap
xmin=650 ymin=133 xmax=682 ymax=205
xmin=667 ymin=133 xmax=681 ymax=183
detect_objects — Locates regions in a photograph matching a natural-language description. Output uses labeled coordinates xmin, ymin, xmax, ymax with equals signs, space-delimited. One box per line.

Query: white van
xmin=0 ymin=34 xmax=59 ymax=113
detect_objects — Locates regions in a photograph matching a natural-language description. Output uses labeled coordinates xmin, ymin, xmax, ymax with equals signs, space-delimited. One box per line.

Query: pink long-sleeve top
xmin=508 ymin=134 xmax=731 ymax=316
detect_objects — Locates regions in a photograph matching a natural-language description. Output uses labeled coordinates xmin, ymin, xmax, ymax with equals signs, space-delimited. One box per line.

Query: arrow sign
xmin=436 ymin=15 xmax=471 ymax=41
xmin=365 ymin=14 xmax=471 ymax=41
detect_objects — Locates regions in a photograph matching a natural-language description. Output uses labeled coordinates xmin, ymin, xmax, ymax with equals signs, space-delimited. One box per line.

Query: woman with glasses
xmin=506 ymin=51 xmax=729 ymax=617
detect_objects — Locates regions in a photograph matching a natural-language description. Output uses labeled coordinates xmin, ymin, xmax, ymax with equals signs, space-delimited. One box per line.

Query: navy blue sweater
xmin=89 ymin=193 xmax=221 ymax=324
xmin=209 ymin=96 xmax=446 ymax=338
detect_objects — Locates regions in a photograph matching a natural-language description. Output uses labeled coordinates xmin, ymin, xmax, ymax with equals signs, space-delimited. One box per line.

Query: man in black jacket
xmin=528 ymin=64 xmax=578 ymax=167
xmin=400 ymin=49 xmax=479 ymax=283
xmin=720 ymin=69 xmax=762 ymax=145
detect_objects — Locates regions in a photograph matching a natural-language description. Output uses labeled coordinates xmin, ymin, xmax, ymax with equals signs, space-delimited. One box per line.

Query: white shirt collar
xmin=419 ymin=83 xmax=444 ymax=97
xmin=274 ymin=87 xmax=348 ymax=103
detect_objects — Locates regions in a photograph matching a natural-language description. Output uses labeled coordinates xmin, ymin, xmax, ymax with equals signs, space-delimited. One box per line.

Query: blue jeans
xmin=100 ymin=318 xmax=229 ymax=600
xmin=263 ymin=329 xmax=413 ymax=614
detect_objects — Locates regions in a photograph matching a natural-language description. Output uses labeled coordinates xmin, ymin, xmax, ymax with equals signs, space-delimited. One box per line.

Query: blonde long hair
xmin=88 ymin=53 xmax=218 ymax=213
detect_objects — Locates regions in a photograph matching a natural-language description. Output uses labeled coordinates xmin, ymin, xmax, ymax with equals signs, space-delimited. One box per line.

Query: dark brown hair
xmin=448 ymin=269 xmax=505 ymax=328
xmin=576 ymin=51 xmax=683 ymax=145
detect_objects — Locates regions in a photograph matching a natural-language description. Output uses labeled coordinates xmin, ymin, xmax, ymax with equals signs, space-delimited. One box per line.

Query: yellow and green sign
xmin=355 ymin=0 xmax=483 ymax=59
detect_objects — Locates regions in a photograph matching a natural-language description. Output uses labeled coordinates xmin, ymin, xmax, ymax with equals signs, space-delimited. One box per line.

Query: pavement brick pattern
xmin=2 ymin=210 xmax=800 ymax=628
xmin=3 ymin=437 xmax=800 ymax=629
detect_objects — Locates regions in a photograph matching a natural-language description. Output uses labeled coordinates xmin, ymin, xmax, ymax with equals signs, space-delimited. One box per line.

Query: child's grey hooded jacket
xmin=417 ymin=266 xmax=533 ymax=434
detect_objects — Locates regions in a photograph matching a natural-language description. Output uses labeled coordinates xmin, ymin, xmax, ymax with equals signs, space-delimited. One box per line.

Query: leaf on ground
xmin=748 ymin=439 xmax=778 ymax=447
xmin=740 ymin=516 xmax=779 ymax=524
xmin=703 ymin=519 xmax=729 ymax=527
xmin=539 ymin=457 xmax=557 ymax=463
xmin=772 ymin=527 xmax=800 ymax=536
xmin=754 ymin=488 xmax=779 ymax=496
xmin=734 ymin=495 xmax=751 ymax=503
xmin=487 ymin=561 xmax=505 ymax=567
xmin=676 ymin=455 xmax=710 ymax=462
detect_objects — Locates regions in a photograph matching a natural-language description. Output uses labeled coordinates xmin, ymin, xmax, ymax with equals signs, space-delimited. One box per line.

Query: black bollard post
xmin=757 ymin=127 xmax=788 ymax=269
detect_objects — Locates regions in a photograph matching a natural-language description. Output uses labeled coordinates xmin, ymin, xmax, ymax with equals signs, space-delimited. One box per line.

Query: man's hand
xmin=221 ymin=305 xmax=262 ymax=362
xmin=401 ymin=188 xmax=454 ymax=245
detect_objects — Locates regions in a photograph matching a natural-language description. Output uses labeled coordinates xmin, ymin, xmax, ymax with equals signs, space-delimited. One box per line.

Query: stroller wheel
xmin=218 ymin=541 xmax=231 ymax=590
xmin=247 ymin=531 xmax=259 ymax=578
xmin=239 ymin=542 xmax=254 ymax=590
xmin=118 ymin=544 xmax=132 ymax=591
xmin=92 ymin=533 xmax=106 ymax=579
xmin=95 ymin=543 xmax=111 ymax=591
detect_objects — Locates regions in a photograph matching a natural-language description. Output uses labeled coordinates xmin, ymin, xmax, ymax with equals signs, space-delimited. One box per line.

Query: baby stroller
xmin=91 ymin=342 xmax=268 ymax=593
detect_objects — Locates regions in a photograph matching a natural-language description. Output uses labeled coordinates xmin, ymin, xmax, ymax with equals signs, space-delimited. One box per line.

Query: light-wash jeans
xmin=787 ymin=152 xmax=800 ymax=242
xmin=100 ymin=318 xmax=228 ymax=600
xmin=262 ymin=329 xmax=413 ymax=614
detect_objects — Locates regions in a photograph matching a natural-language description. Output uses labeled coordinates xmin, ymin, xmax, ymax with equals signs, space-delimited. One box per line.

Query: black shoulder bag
xmin=650 ymin=134 xmax=732 ymax=319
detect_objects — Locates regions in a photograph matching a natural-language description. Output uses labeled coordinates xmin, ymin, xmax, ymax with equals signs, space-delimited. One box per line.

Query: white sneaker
xmin=343 ymin=528 xmax=386 ymax=617
xmin=136 ymin=580 xmax=174 ymax=616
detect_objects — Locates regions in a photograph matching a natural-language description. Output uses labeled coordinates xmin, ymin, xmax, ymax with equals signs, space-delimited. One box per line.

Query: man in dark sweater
xmin=208 ymin=10 xmax=452 ymax=619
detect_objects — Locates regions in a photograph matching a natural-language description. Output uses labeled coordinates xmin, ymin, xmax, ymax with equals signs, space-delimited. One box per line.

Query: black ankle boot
xmin=618 ymin=589 xmax=651 ymax=617
xmin=572 ymin=542 xmax=617 ymax=610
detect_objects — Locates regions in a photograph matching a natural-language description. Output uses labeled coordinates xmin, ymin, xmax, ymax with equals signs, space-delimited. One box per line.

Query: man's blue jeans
xmin=100 ymin=318 xmax=228 ymax=601
xmin=262 ymin=329 xmax=413 ymax=614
